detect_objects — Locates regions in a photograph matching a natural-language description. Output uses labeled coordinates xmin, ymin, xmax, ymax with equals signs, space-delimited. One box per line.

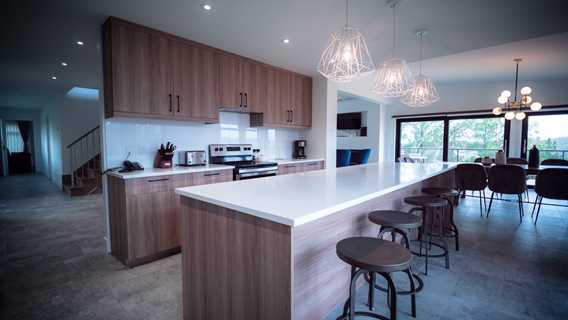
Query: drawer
xmin=190 ymin=169 xmax=233 ymax=186
xmin=126 ymin=176 xmax=176 ymax=195
xmin=303 ymin=161 xmax=324 ymax=171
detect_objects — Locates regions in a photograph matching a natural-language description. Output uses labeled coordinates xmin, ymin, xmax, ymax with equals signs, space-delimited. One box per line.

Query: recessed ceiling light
xmin=282 ymin=38 xmax=291 ymax=44
xmin=76 ymin=41 xmax=84 ymax=46
xmin=61 ymin=62 xmax=68 ymax=67
xmin=202 ymin=4 xmax=212 ymax=11
xmin=51 ymin=76 xmax=57 ymax=80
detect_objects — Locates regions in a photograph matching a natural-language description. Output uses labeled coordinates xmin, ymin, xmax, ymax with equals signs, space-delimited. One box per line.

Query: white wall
xmin=308 ymin=75 xmax=338 ymax=168
xmin=104 ymin=112 xmax=307 ymax=169
xmin=336 ymin=97 xmax=380 ymax=162
xmin=0 ymin=107 xmax=44 ymax=173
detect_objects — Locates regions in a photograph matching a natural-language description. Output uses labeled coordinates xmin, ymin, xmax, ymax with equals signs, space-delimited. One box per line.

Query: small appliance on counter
xmin=154 ymin=142 xmax=176 ymax=168
xmin=179 ymin=150 xmax=206 ymax=166
xmin=293 ymin=140 xmax=307 ymax=159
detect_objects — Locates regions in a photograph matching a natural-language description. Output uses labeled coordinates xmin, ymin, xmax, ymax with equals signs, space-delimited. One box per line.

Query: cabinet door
xmin=173 ymin=42 xmax=218 ymax=121
xmin=110 ymin=20 xmax=173 ymax=116
xmin=297 ymin=77 xmax=312 ymax=127
xmin=279 ymin=71 xmax=292 ymax=125
xmin=247 ymin=63 xmax=268 ymax=113
xmin=264 ymin=68 xmax=281 ymax=124
xmin=127 ymin=190 xmax=179 ymax=260
xmin=217 ymin=53 xmax=243 ymax=108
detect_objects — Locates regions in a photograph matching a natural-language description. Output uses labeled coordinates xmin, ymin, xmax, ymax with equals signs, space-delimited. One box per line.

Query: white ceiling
xmin=2 ymin=0 xmax=568 ymax=109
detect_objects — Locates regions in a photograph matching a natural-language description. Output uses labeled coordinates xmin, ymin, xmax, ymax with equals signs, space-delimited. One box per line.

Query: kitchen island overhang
xmin=176 ymin=162 xmax=457 ymax=320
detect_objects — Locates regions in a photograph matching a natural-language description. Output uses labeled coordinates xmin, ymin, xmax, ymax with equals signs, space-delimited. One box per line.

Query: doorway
xmin=3 ymin=120 xmax=34 ymax=175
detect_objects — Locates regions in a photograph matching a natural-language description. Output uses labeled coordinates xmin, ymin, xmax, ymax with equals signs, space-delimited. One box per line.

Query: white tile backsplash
xmin=104 ymin=112 xmax=307 ymax=168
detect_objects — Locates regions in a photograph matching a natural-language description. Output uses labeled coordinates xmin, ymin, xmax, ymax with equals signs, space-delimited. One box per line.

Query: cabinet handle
xmin=148 ymin=178 xmax=170 ymax=183
xmin=177 ymin=95 xmax=181 ymax=113
xmin=244 ymin=93 xmax=248 ymax=108
xmin=307 ymin=163 xmax=318 ymax=166
xmin=204 ymin=172 xmax=220 ymax=177
xmin=287 ymin=110 xmax=291 ymax=122
xmin=291 ymin=109 xmax=294 ymax=123
xmin=168 ymin=94 xmax=173 ymax=112
xmin=239 ymin=92 xmax=243 ymax=108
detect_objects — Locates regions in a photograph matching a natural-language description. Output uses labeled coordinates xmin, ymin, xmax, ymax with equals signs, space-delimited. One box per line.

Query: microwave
xmin=179 ymin=150 xmax=206 ymax=166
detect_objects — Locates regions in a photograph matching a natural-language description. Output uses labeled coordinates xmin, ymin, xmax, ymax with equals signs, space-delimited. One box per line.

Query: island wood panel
xmin=181 ymin=198 xmax=292 ymax=320
xmin=291 ymin=169 xmax=455 ymax=319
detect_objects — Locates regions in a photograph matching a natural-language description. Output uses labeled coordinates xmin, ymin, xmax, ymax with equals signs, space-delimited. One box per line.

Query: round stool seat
xmin=421 ymin=187 xmax=459 ymax=197
xmin=404 ymin=195 xmax=447 ymax=208
xmin=368 ymin=210 xmax=422 ymax=229
xmin=337 ymin=237 xmax=412 ymax=273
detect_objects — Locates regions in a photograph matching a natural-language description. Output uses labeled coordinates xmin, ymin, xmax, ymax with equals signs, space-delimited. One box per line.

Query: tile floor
xmin=1 ymin=174 xmax=567 ymax=320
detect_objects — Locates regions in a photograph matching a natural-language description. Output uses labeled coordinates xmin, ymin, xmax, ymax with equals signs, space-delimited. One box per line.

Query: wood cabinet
xmin=278 ymin=160 xmax=325 ymax=175
xmin=103 ymin=17 xmax=312 ymax=127
xmin=104 ymin=17 xmax=219 ymax=123
xmin=107 ymin=169 xmax=233 ymax=267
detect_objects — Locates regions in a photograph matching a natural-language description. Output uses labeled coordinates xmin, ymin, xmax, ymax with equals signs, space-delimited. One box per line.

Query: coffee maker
xmin=293 ymin=140 xmax=307 ymax=159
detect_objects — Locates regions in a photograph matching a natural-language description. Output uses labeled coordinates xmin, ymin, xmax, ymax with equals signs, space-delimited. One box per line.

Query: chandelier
xmin=317 ymin=0 xmax=375 ymax=83
xmin=402 ymin=30 xmax=439 ymax=107
xmin=492 ymin=58 xmax=542 ymax=121
xmin=371 ymin=0 xmax=412 ymax=97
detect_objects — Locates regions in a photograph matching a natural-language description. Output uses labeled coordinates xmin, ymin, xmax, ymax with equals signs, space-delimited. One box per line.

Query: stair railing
xmin=67 ymin=126 xmax=101 ymax=187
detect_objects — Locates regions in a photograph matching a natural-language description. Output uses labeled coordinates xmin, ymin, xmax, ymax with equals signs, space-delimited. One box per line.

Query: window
xmin=396 ymin=115 xmax=509 ymax=162
xmin=448 ymin=117 xmax=506 ymax=162
xmin=5 ymin=121 xmax=24 ymax=153
xmin=398 ymin=119 xmax=444 ymax=162
xmin=523 ymin=112 xmax=568 ymax=160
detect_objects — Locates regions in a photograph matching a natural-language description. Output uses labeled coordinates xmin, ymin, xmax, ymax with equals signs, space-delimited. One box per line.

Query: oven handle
xmin=238 ymin=166 xmax=279 ymax=174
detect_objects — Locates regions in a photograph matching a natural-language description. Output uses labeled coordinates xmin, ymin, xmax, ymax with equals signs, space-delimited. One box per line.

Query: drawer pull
xmin=204 ymin=172 xmax=220 ymax=177
xmin=148 ymin=178 xmax=170 ymax=183
xmin=307 ymin=163 xmax=318 ymax=166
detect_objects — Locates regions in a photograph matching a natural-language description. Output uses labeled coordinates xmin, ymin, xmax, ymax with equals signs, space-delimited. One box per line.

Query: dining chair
xmin=455 ymin=163 xmax=487 ymax=216
xmin=541 ymin=159 xmax=568 ymax=166
xmin=487 ymin=165 xmax=526 ymax=222
xmin=532 ymin=168 xmax=568 ymax=224
xmin=350 ymin=149 xmax=372 ymax=165
xmin=336 ymin=149 xmax=352 ymax=168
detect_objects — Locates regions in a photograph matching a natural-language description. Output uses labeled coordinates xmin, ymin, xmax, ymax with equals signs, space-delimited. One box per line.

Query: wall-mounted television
xmin=337 ymin=112 xmax=362 ymax=130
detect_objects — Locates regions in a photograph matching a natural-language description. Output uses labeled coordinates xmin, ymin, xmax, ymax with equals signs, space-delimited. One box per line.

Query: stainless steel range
xmin=209 ymin=144 xmax=278 ymax=180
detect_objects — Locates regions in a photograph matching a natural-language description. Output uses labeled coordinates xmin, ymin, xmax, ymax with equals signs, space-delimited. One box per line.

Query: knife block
xmin=154 ymin=151 xmax=174 ymax=168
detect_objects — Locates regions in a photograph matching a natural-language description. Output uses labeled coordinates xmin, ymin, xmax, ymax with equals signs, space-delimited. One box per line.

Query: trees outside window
xmin=448 ymin=118 xmax=505 ymax=162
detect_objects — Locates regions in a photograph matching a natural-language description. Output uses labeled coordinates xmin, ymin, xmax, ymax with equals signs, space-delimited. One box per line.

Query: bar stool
xmin=336 ymin=237 xmax=414 ymax=320
xmin=421 ymin=187 xmax=460 ymax=251
xmin=366 ymin=210 xmax=424 ymax=302
xmin=404 ymin=195 xmax=450 ymax=275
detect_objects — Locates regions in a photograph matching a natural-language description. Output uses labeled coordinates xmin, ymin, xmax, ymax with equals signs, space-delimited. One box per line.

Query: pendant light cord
xmin=514 ymin=60 xmax=519 ymax=103
xmin=345 ymin=0 xmax=349 ymax=27
xmin=392 ymin=3 xmax=396 ymax=57
xmin=419 ymin=32 xmax=424 ymax=75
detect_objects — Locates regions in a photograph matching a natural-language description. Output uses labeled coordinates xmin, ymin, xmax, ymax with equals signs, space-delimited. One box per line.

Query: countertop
xmin=107 ymin=164 xmax=235 ymax=180
xmin=176 ymin=162 xmax=457 ymax=227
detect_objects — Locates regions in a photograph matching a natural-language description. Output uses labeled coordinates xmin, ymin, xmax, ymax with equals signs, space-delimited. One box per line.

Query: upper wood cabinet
xmin=103 ymin=17 xmax=311 ymax=127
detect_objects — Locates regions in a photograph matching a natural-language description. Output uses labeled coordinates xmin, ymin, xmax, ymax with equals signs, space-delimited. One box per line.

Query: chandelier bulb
xmin=501 ymin=90 xmax=512 ymax=98
xmin=520 ymin=86 xmax=532 ymax=96
xmin=492 ymin=107 xmax=502 ymax=116
xmin=515 ymin=112 xmax=526 ymax=120
xmin=530 ymin=102 xmax=542 ymax=111
xmin=504 ymin=111 xmax=516 ymax=120
xmin=497 ymin=95 xmax=508 ymax=104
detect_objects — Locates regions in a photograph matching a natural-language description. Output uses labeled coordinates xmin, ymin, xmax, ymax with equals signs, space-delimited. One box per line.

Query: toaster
xmin=179 ymin=150 xmax=206 ymax=166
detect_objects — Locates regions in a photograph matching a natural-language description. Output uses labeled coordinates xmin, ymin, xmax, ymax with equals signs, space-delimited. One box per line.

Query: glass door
xmin=397 ymin=119 xmax=445 ymax=162
xmin=521 ymin=112 xmax=568 ymax=160
xmin=448 ymin=116 xmax=507 ymax=162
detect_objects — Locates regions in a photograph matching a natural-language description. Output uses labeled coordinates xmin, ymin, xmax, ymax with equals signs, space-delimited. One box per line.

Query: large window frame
xmin=396 ymin=114 xmax=511 ymax=162
xmin=520 ymin=109 xmax=568 ymax=159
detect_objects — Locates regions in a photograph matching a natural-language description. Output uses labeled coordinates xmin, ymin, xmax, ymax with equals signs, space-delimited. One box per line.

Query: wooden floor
xmin=1 ymin=174 xmax=567 ymax=320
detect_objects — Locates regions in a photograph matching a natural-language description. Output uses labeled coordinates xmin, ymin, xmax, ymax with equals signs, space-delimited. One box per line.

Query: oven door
xmin=237 ymin=166 xmax=278 ymax=180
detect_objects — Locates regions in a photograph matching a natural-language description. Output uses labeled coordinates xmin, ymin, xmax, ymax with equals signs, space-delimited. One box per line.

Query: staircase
xmin=62 ymin=126 xmax=102 ymax=197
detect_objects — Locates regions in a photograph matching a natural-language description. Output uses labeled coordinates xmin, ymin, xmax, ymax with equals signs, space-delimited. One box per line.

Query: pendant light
xmin=372 ymin=0 xmax=412 ymax=97
xmin=317 ymin=0 xmax=375 ymax=83
xmin=402 ymin=30 xmax=440 ymax=107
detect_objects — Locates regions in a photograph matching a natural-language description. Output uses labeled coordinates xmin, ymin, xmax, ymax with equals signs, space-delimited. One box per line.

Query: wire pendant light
xmin=402 ymin=30 xmax=440 ymax=107
xmin=372 ymin=0 xmax=412 ymax=97
xmin=317 ymin=0 xmax=375 ymax=83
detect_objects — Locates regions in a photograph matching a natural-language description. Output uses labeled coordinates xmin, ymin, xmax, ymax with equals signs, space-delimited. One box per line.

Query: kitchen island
xmin=176 ymin=162 xmax=457 ymax=320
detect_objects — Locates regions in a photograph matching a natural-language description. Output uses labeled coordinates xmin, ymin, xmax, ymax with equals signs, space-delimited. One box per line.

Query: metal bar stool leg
xmin=368 ymin=272 xmax=376 ymax=311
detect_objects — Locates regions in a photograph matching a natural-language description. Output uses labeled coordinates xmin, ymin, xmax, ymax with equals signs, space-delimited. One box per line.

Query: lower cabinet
xmin=108 ymin=169 xmax=233 ymax=267
xmin=278 ymin=160 xmax=325 ymax=175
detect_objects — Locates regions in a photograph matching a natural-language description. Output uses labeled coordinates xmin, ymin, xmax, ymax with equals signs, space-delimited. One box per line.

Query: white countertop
xmin=107 ymin=164 xmax=234 ymax=179
xmin=176 ymin=162 xmax=457 ymax=227
xmin=269 ymin=158 xmax=326 ymax=165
